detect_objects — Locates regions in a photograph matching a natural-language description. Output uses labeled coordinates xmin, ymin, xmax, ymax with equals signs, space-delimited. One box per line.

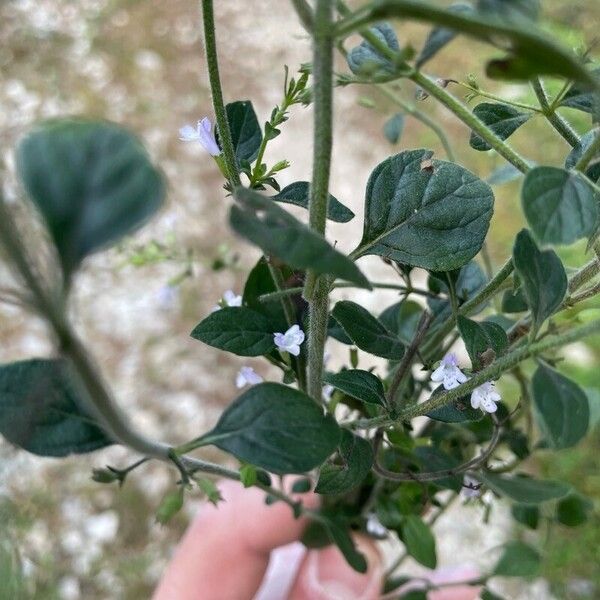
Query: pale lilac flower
xmin=212 ymin=289 xmax=243 ymax=312
xmin=470 ymin=381 xmax=501 ymax=413
xmin=366 ymin=513 xmax=387 ymax=538
xmin=462 ymin=475 xmax=482 ymax=499
xmin=322 ymin=384 xmax=334 ymax=401
xmin=179 ymin=117 xmax=221 ymax=156
xmin=235 ymin=366 xmax=263 ymax=389
xmin=274 ymin=324 xmax=305 ymax=356
xmin=431 ymin=353 xmax=468 ymax=390
xmin=157 ymin=285 xmax=178 ymax=311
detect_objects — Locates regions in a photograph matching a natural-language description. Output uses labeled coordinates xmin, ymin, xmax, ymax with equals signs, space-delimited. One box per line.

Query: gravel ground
xmin=0 ymin=1 xmax=566 ymax=598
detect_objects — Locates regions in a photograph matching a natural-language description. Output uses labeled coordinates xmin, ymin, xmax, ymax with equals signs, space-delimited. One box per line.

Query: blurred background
xmin=0 ymin=0 xmax=599 ymax=598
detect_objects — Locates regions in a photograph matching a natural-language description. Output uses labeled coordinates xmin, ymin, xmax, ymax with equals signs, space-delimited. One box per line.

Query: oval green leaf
xmin=271 ymin=181 xmax=355 ymax=223
xmin=470 ymin=102 xmax=531 ymax=151
xmin=16 ymin=119 xmax=165 ymax=278
xmin=532 ymin=361 xmax=589 ymax=449
xmin=354 ymin=149 xmax=494 ymax=272
xmin=201 ymin=382 xmax=341 ymax=474
xmin=522 ymin=166 xmax=599 ymax=245
xmin=402 ymin=515 xmax=437 ymax=569
xmin=331 ymin=301 xmax=405 ymax=359
xmin=0 ymin=359 xmax=112 ymax=457
xmin=323 ymin=369 xmax=386 ymax=406
xmin=190 ymin=306 xmax=275 ymax=356
xmin=477 ymin=472 xmax=571 ymax=504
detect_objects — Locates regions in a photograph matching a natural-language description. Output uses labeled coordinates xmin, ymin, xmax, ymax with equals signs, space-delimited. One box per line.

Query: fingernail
xmin=306 ymin=539 xmax=382 ymax=600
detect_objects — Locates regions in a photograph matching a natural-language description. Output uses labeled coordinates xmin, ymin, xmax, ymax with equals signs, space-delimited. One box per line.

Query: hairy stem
xmin=305 ymin=0 xmax=335 ymax=402
xmin=411 ymin=72 xmax=531 ymax=173
xmin=532 ymin=77 xmax=580 ymax=148
xmin=201 ymin=0 xmax=240 ymax=187
xmin=290 ymin=0 xmax=314 ymax=31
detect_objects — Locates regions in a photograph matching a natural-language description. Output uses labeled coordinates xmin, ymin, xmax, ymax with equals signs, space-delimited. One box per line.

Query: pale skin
xmin=153 ymin=480 xmax=482 ymax=600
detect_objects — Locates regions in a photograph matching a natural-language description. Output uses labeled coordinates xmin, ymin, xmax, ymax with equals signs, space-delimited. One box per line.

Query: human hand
xmin=153 ymin=480 xmax=481 ymax=600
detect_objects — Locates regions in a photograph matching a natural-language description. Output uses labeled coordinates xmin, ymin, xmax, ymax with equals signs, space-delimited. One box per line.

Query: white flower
xmin=157 ymin=285 xmax=178 ymax=311
xmin=366 ymin=514 xmax=388 ymax=538
xmin=212 ymin=289 xmax=242 ymax=312
xmin=431 ymin=352 xmax=468 ymax=390
xmin=322 ymin=384 xmax=334 ymax=401
xmin=235 ymin=366 xmax=263 ymax=389
xmin=462 ymin=475 xmax=482 ymax=499
xmin=179 ymin=117 xmax=221 ymax=156
xmin=274 ymin=324 xmax=305 ymax=356
xmin=470 ymin=381 xmax=501 ymax=413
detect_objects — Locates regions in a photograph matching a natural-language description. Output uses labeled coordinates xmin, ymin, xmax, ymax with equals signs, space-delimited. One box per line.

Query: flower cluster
xmin=431 ymin=353 xmax=501 ymax=413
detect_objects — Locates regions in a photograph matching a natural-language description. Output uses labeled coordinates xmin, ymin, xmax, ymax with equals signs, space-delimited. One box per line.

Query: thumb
xmin=289 ymin=536 xmax=383 ymax=600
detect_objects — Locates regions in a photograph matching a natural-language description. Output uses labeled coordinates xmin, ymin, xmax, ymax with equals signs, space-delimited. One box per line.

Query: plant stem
xmin=574 ymin=127 xmax=600 ymax=172
xmin=454 ymin=81 xmax=543 ymax=113
xmin=201 ymin=0 xmax=240 ymax=187
xmin=334 ymin=280 xmax=438 ymax=298
xmin=411 ymin=72 xmax=531 ymax=173
xmin=531 ymin=77 xmax=580 ymax=148
xmin=305 ymin=0 xmax=335 ymax=402
xmin=421 ymin=258 xmax=514 ymax=358
xmin=404 ymin=318 xmax=600 ymax=419
xmin=376 ymin=84 xmax=456 ymax=161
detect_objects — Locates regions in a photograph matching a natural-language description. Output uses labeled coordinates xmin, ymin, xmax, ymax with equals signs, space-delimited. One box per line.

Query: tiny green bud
xmin=196 ymin=478 xmax=223 ymax=506
xmin=240 ymin=464 xmax=257 ymax=488
xmin=91 ymin=467 xmax=120 ymax=484
xmin=156 ymin=486 xmax=185 ymax=525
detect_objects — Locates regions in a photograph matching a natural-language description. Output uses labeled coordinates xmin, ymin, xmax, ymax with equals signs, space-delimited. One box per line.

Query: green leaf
xmin=478 ymin=472 xmax=571 ymax=504
xmin=347 ymin=23 xmax=400 ymax=77
xmin=200 ymin=382 xmax=340 ymax=474
xmin=271 ymin=181 xmax=355 ymax=223
xmin=414 ymin=446 xmax=462 ymax=491
xmin=487 ymin=163 xmax=524 ymax=186
xmin=469 ymin=103 xmax=531 ymax=151
xmin=379 ymin=300 xmax=423 ymax=345
xmin=231 ymin=188 xmax=370 ymax=288
xmin=560 ymin=68 xmax=600 ymax=119
xmin=383 ymin=113 xmax=405 ymax=144
xmin=531 ymin=361 xmax=589 ymax=449
xmin=225 ymin=100 xmax=262 ymax=164
xmin=190 ymin=307 xmax=275 ymax=357
xmin=326 ymin=520 xmax=368 ymax=573
xmin=0 ymin=359 xmax=111 ymax=457
xmin=457 ymin=315 xmax=508 ymax=369
xmin=354 ymin=150 xmax=493 ymax=271
xmin=426 ymin=386 xmax=483 ymax=422
xmin=416 ymin=3 xmax=474 ymax=68
xmin=522 ymin=167 xmax=599 ymax=245
xmin=315 ymin=430 xmax=374 ymax=495
xmin=402 ymin=515 xmax=437 ymax=569
xmin=332 ymin=301 xmax=405 ymax=360
xmin=566 ymin=130 xmax=600 ymax=183
xmin=243 ymin=257 xmax=294 ymax=333
xmin=556 ymin=493 xmax=592 ymax=527
xmin=16 ymin=119 xmax=164 ymax=278
xmin=512 ymin=229 xmax=567 ymax=337
xmin=481 ymin=589 xmax=506 ymax=600
xmin=493 ymin=541 xmax=540 ymax=577
xmin=501 ymin=287 xmax=528 ymax=313
xmin=477 ymin=0 xmax=540 ymax=21
xmin=360 ymin=1 xmax=594 ymax=83
xmin=291 ymin=478 xmax=312 ymax=493
xmin=323 ymin=370 xmax=386 ymax=406
xmin=511 ymin=504 xmax=540 ymax=529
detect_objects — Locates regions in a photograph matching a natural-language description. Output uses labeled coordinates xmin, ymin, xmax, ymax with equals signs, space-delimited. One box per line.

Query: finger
xmin=288 ymin=535 xmax=383 ymax=600
xmin=153 ymin=479 xmax=319 ymax=600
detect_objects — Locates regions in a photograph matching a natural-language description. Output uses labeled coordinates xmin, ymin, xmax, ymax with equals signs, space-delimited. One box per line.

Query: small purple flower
xmin=179 ymin=117 xmax=221 ymax=156
xmin=274 ymin=324 xmax=305 ymax=356
xmin=235 ymin=366 xmax=263 ymax=389
xmin=157 ymin=285 xmax=178 ymax=311
xmin=431 ymin=353 xmax=468 ymax=390
xmin=470 ymin=381 xmax=501 ymax=413
xmin=322 ymin=384 xmax=334 ymax=401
